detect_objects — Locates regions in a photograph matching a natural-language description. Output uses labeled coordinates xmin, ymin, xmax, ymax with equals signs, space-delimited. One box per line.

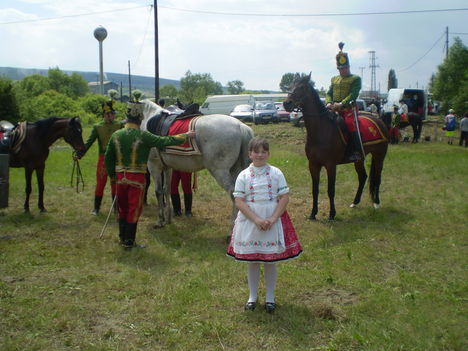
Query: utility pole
xmin=368 ymin=51 xmax=379 ymax=99
xmin=154 ymin=0 xmax=159 ymax=101
xmin=128 ymin=60 xmax=132 ymax=99
xmin=445 ymin=26 xmax=449 ymax=59
xmin=359 ymin=66 xmax=365 ymax=81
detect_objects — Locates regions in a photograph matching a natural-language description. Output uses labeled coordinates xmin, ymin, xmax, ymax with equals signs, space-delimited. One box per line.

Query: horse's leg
xmin=147 ymin=163 xmax=168 ymax=228
xmin=417 ymin=121 xmax=423 ymax=142
xmin=412 ymin=124 xmax=418 ymax=143
xmin=23 ymin=168 xmax=33 ymax=213
xmin=350 ymin=160 xmax=368 ymax=208
xmin=36 ymin=166 xmax=47 ymax=212
xmin=369 ymin=151 xmax=385 ymax=209
xmin=309 ymin=163 xmax=321 ymax=220
xmin=325 ymin=165 xmax=336 ymax=220
xmin=160 ymin=168 xmax=172 ymax=226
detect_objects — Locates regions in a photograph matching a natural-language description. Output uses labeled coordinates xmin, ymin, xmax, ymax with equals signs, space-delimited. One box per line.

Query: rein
xmin=70 ymin=153 xmax=85 ymax=193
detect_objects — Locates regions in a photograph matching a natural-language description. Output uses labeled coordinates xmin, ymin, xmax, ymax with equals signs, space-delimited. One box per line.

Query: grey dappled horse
xmin=140 ymin=100 xmax=254 ymax=229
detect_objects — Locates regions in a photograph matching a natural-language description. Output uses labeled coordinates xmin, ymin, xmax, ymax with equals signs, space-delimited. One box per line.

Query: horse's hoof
xmin=350 ymin=203 xmax=357 ymax=208
xmin=373 ymin=203 xmax=380 ymax=209
xmin=308 ymin=215 xmax=317 ymax=221
xmin=40 ymin=208 xmax=47 ymax=213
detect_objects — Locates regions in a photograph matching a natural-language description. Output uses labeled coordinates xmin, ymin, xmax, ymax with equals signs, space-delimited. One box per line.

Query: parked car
xmin=253 ymin=101 xmax=279 ymax=125
xmin=229 ymin=104 xmax=254 ymax=122
xmin=274 ymin=102 xmax=291 ymax=122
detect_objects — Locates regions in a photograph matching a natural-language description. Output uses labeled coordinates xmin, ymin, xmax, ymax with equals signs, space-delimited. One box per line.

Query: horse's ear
xmin=307 ymin=72 xmax=312 ymax=81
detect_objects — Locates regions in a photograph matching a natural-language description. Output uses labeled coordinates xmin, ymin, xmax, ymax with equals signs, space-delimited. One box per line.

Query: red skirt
xmin=227 ymin=211 xmax=302 ymax=263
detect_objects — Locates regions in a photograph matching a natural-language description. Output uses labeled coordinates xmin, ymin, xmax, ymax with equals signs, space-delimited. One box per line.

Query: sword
xmin=99 ymin=194 xmax=117 ymax=239
xmin=351 ymin=101 xmax=366 ymax=160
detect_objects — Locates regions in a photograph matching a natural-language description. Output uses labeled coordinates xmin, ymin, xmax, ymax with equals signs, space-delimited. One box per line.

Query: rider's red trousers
xmin=340 ymin=106 xmax=359 ymax=132
xmin=95 ymin=155 xmax=116 ymax=197
xmin=116 ymin=172 xmax=146 ymax=224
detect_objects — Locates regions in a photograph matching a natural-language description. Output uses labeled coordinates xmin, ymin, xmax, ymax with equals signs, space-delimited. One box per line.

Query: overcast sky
xmin=1 ymin=0 xmax=467 ymax=93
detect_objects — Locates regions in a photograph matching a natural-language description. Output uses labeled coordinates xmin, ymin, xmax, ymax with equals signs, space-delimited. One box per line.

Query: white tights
xmin=247 ymin=262 xmax=277 ymax=303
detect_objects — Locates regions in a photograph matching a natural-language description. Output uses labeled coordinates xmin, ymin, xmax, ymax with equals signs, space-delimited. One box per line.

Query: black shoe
xmin=265 ymin=302 xmax=276 ymax=314
xmin=244 ymin=302 xmax=256 ymax=311
xmin=92 ymin=195 xmax=103 ymax=216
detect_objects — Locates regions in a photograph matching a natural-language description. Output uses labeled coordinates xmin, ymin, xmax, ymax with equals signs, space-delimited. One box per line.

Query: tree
xmin=0 ymin=77 xmax=20 ymax=123
xmin=387 ymin=69 xmax=398 ymax=91
xmin=48 ymin=67 xmax=89 ymax=99
xmin=107 ymin=89 xmax=119 ymax=100
xmin=179 ymin=70 xmax=223 ymax=104
xmin=227 ymin=80 xmax=245 ymax=94
xmin=432 ymin=37 xmax=468 ymax=114
xmin=13 ymin=74 xmax=50 ymax=99
xmin=279 ymin=72 xmax=311 ymax=92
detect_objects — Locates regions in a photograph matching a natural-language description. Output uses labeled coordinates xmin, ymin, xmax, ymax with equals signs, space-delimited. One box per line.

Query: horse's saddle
xmin=147 ymin=103 xmax=202 ymax=136
xmin=335 ymin=112 xmax=388 ymax=146
xmin=0 ymin=121 xmax=25 ymax=154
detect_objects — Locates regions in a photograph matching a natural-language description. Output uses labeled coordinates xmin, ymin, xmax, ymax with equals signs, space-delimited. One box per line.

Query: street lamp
xmin=94 ymin=26 xmax=108 ymax=95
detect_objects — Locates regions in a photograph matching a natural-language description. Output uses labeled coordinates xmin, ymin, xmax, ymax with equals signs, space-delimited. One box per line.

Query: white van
xmin=200 ymin=93 xmax=288 ymax=115
xmin=382 ymin=88 xmax=428 ymax=119
xmin=200 ymin=95 xmax=255 ymax=115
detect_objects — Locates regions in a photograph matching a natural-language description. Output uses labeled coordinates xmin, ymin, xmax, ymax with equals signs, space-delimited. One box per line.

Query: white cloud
xmin=1 ymin=0 xmax=467 ymax=92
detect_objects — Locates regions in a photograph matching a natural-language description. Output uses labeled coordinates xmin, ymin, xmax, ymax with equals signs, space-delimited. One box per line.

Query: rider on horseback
xmin=325 ymin=42 xmax=362 ymax=161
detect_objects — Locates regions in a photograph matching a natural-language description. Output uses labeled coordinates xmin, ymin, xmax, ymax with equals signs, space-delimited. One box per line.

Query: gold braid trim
xmin=117 ymin=176 xmax=146 ymax=189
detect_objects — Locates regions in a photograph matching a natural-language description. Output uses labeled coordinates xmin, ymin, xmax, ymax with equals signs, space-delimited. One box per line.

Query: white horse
xmin=140 ymin=99 xmax=254 ymax=229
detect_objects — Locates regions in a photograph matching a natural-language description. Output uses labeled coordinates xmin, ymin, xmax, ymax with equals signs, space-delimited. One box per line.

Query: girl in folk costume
xmin=227 ymin=137 xmax=302 ymax=313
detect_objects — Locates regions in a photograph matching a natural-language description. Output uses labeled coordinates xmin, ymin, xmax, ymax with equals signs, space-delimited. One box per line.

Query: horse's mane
xmin=33 ymin=116 xmax=65 ymax=140
xmin=141 ymin=99 xmax=164 ymax=132
xmin=296 ymin=76 xmax=331 ymax=119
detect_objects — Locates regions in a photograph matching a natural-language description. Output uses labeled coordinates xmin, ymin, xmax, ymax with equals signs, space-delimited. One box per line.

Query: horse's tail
xmin=369 ymin=159 xmax=377 ymax=202
xmin=233 ymin=124 xmax=254 ymax=174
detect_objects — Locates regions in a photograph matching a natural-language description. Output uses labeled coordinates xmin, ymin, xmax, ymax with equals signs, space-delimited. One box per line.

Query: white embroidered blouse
xmin=233 ymin=164 xmax=289 ymax=202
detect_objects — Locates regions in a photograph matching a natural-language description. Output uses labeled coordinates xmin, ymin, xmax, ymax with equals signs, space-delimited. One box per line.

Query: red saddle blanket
xmin=166 ymin=116 xmax=201 ymax=155
xmin=343 ymin=113 xmax=388 ymax=146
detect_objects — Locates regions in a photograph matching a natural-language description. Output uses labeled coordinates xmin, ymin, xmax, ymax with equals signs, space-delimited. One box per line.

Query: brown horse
xmin=283 ymin=74 xmax=389 ymax=220
xmin=9 ymin=117 xmax=86 ymax=212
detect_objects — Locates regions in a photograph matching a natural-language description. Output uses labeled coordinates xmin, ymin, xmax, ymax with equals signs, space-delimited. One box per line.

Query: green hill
xmin=0 ymin=66 xmax=180 ymax=93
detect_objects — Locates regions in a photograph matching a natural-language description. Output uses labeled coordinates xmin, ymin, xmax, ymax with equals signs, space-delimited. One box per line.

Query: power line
xmin=397 ymin=31 xmax=446 ymax=73
xmin=158 ymin=6 xmax=468 ymax=17
xmin=0 ymin=5 xmax=149 ymax=25
xmin=1 ymin=6 xmax=467 ymax=25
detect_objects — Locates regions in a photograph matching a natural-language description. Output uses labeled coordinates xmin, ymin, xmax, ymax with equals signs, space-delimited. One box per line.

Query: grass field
xmin=1 ymin=121 xmax=466 ymax=351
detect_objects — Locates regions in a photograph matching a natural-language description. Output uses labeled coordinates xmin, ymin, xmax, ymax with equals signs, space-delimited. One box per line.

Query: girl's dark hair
xmin=248 ymin=137 xmax=269 ymax=152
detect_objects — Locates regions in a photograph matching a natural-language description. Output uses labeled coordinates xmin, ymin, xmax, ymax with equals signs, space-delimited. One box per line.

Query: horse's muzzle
xmin=283 ymin=100 xmax=295 ymax=112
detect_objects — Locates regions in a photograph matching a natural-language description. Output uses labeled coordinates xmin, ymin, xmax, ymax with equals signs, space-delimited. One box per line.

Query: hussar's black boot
xmin=347 ymin=132 xmax=362 ymax=161
xmin=118 ymin=218 xmax=127 ymax=245
xmin=184 ymin=193 xmax=193 ymax=217
xmin=92 ymin=196 xmax=103 ymax=216
xmin=171 ymin=194 xmax=182 ymax=216
xmin=123 ymin=222 xmax=146 ymax=249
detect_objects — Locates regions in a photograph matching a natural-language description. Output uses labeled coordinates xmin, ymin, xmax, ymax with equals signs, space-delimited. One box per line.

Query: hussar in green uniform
xmin=105 ymin=101 xmax=196 ymax=249
xmin=325 ymin=42 xmax=362 ymax=161
xmin=78 ymin=100 xmax=123 ymax=215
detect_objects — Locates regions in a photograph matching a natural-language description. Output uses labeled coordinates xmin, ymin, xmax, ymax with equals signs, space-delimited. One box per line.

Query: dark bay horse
xmin=9 ymin=117 xmax=86 ymax=212
xmin=382 ymin=111 xmax=423 ymax=143
xmin=283 ymin=74 xmax=389 ymax=220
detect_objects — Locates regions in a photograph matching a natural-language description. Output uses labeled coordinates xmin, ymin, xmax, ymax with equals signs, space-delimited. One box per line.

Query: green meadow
xmin=1 ymin=122 xmax=466 ymax=351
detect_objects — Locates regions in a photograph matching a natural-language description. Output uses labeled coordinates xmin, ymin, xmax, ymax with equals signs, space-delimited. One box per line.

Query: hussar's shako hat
xmin=336 ymin=42 xmax=350 ymax=68
xmin=102 ymin=100 xmax=115 ymax=114
xmin=126 ymin=101 xmax=145 ymax=122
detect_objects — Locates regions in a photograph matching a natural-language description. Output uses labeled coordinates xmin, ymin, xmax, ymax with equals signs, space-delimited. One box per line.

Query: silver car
xmin=253 ymin=101 xmax=279 ymax=125
xmin=229 ymin=104 xmax=254 ymax=122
